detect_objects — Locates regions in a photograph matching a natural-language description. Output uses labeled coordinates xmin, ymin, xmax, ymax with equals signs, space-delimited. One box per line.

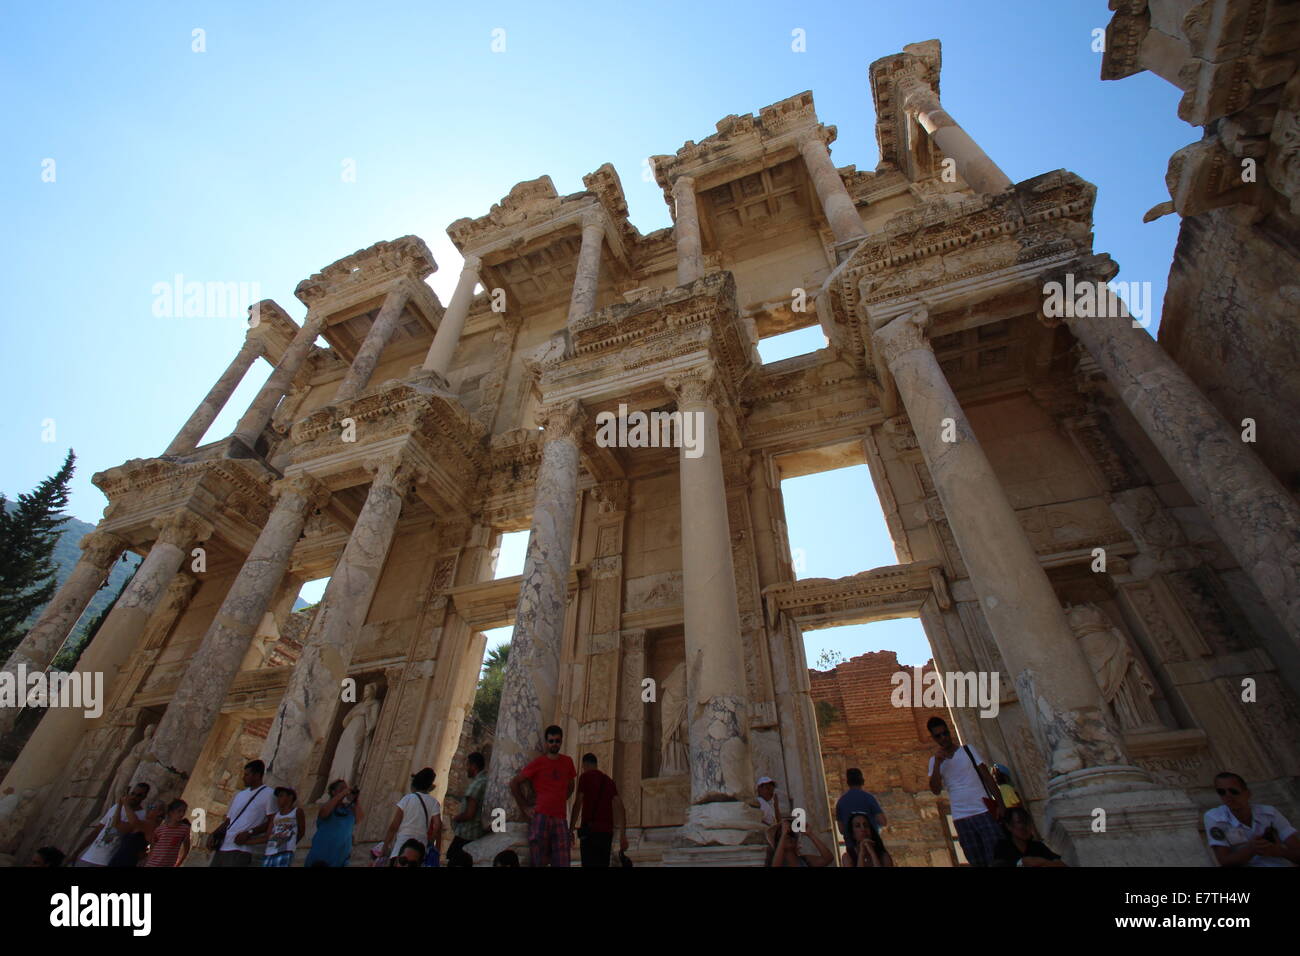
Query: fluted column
xmin=134 ymin=475 xmax=329 ymax=800
xmin=0 ymin=531 xmax=126 ymax=740
xmin=482 ymin=402 xmax=583 ymax=824
xmin=422 ymin=255 xmax=481 ymax=376
xmin=666 ymin=369 xmax=761 ymax=845
xmin=798 ymin=135 xmax=868 ymax=244
xmin=872 ymin=308 xmax=1203 ymax=865
xmin=334 ymin=286 xmax=412 ymax=403
xmin=673 ymin=176 xmax=705 ymax=285
xmin=897 ymin=76 xmax=1013 ymax=195
xmin=566 ymin=211 xmax=605 ymax=324
xmin=164 ymin=335 xmax=264 ymax=456
xmin=261 ymin=457 xmax=411 ymax=790
xmin=1052 ymin=260 xmax=1300 ymax=643
xmin=232 ymin=311 xmax=326 ymax=450
xmin=0 ymin=511 xmax=211 ymax=822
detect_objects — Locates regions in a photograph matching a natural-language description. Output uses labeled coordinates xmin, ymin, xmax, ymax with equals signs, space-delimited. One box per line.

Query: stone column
xmin=261 ymin=457 xmax=411 ymax=790
xmin=897 ymin=76 xmax=1013 ymax=195
xmin=672 ymin=176 xmax=705 ymax=286
xmin=566 ymin=211 xmax=605 ymax=324
xmin=872 ymin=308 xmax=1204 ymax=865
xmin=1054 ymin=264 xmax=1300 ymax=643
xmin=163 ymin=335 xmax=264 ymax=456
xmin=666 ymin=369 xmax=761 ymax=845
xmin=334 ymin=286 xmax=412 ymax=403
xmin=422 ymin=255 xmax=481 ymax=377
xmin=0 ymin=531 xmax=126 ymax=740
xmin=0 ymin=511 xmax=211 ymax=813
xmin=231 ymin=311 xmax=326 ymax=451
xmin=798 ymin=135 xmax=868 ymax=244
xmin=134 ymin=475 xmax=328 ymax=799
xmin=481 ymin=402 xmax=583 ymax=827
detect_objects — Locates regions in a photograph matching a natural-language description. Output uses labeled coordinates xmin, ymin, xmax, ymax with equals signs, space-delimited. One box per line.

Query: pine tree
xmin=471 ymin=643 xmax=511 ymax=735
xmin=0 ymin=450 xmax=76 ymax=659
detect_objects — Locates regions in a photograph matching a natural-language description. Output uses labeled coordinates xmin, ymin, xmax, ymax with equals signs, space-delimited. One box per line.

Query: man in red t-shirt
xmin=510 ymin=724 xmax=577 ymax=867
xmin=570 ymin=753 xmax=628 ymax=868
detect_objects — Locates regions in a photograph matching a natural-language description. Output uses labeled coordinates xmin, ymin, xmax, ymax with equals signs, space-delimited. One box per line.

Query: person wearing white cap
xmin=756 ymin=776 xmax=780 ymax=827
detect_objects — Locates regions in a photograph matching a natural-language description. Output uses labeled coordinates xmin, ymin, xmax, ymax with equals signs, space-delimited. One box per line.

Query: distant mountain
xmin=6 ymin=502 xmax=142 ymax=647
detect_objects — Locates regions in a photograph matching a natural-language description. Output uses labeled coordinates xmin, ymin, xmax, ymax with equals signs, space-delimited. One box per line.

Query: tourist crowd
xmin=26 ymin=717 xmax=1298 ymax=867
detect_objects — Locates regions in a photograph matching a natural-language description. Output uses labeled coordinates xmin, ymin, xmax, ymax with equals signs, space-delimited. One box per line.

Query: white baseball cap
xmin=756 ymin=776 xmax=776 ymax=787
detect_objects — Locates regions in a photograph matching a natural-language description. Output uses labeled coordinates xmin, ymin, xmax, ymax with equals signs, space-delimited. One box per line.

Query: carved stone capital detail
xmin=538 ymin=400 xmax=585 ymax=446
xmin=871 ymin=306 xmax=932 ymax=369
xmin=664 ymin=366 xmax=720 ymax=408
xmin=273 ymin=473 xmax=331 ymax=509
xmin=79 ymin=530 xmax=127 ymax=568
xmin=152 ymin=510 xmax=214 ymax=549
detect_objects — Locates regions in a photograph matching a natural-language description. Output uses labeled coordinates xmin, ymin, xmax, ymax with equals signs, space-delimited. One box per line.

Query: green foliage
xmin=815 ymin=699 xmax=838 ymax=731
xmin=814 ymin=647 xmax=845 ymax=670
xmin=0 ymin=451 xmax=75 ymax=659
xmin=52 ymin=567 xmax=135 ymax=672
xmin=470 ymin=643 xmax=510 ymax=735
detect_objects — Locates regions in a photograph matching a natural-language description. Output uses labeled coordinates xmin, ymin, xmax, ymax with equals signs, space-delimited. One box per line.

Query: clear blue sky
xmin=2 ymin=1 xmax=1193 ymax=666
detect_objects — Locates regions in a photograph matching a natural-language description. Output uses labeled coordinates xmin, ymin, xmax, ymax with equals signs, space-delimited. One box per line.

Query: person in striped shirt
xmin=143 ymin=800 xmax=192 ymax=867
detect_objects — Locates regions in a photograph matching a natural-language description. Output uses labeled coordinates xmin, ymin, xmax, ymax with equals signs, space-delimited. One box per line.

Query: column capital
xmin=872 ymin=307 xmax=932 ymax=369
xmin=272 ymin=473 xmax=331 ymax=509
xmin=537 ymin=400 xmax=585 ymax=446
xmin=1035 ymin=254 xmax=1122 ymax=329
xmin=580 ymin=208 xmax=605 ymax=232
xmin=151 ymin=510 xmax=214 ymax=549
xmin=362 ymin=453 xmax=419 ymax=493
xmin=79 ymin=530 xmax=127 ymax=568
xmin=895 ymin=73 xmax=941 ymax=114
xmin=460 ymin=253 xmax=482 ymax=274
xmin=665 ymin=366 xmax=722 ymax=408
xmin=671 ymin=174 xmax=697 ymax=195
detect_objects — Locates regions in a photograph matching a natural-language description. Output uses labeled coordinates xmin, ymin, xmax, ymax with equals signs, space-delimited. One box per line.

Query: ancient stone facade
xmin=2 ymin=33 xmax=1298 ymax=866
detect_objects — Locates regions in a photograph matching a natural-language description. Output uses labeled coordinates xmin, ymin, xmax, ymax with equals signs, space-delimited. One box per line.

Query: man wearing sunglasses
xmin=510 ymin=724 xmax=577 ymax=867
xmin=1204 ymin=771 xmax=1300 ymax=867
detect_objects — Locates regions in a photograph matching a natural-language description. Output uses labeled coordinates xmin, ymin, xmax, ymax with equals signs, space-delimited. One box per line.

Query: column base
xmin=464 ymin=823 xmax=531 ymax=867
xmin=1043 ymin=766 xmax=1209 ymax=865
xmin=661 ymin=844 xmax=768 ymax=867
xmin=678 ymin=800 xmax=766 ymax=847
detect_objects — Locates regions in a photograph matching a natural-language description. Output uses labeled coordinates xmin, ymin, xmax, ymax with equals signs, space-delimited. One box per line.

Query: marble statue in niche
xmin=658 ymin=662 xmax=689 ymax=776
xmin=327 ymin=683 xmax=382 ymax=786
xmin=1066 ymin=603 xmax=1163 ymax=732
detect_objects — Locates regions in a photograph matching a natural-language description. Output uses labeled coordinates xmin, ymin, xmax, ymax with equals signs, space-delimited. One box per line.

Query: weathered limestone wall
xmin=1159 ymin=206 xmax=1300 ymax=490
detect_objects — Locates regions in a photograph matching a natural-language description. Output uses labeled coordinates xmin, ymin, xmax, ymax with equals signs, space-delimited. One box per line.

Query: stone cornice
xmin=763 ymin=561 xmax=943 ymax=629
xmin=294 ymin=235 xmax=437 ymax=309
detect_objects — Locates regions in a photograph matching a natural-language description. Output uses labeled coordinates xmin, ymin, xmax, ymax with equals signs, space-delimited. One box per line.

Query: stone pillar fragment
xmin=232 ymin=312 xmax=326 ymax=451
xmin=334 ymin=287 xmax=412 ymax=403
xmin=0 ymin=511 xmax=211 ymax=844
xmin=798 ymin=135 xmax=868 ymax=244
xmin=672 ymin=176 xmax=705 ymax=286
xmin=872 ymin=308 xmax=1204 ymax=864
xmin=164 ymin=336 xmax=264 ymax=456
xmin=481 ymin=403 xmax=583 ymax=826
xmin=422 ymin=255 xmax=481 ymax=377
xmin=134 ymin=475 xmax=328 ymax=799
xmin=898 ymin=77 xmax=1013 ymax=194
xmin=1056 ymin=265 xmax=1300 ymax=643
xmin=566 ymin=212 xmax=605 ymax=324
xmin=666 ymin=370 xmax=761 ymax=845
xmin=0 ymin=531 xmax=126 ymax=740
xmin=260 ymin=458 xmax=410 ymax=790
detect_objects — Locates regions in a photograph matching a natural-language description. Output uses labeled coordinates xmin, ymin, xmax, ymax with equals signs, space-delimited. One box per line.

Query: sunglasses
xmin=546 ymin=738 xmax=562 ymax=744
xmin=397 ymin=857 xmax=421 ymax=867
xmin=1216 ymin=787 xmax=1242 ymax=796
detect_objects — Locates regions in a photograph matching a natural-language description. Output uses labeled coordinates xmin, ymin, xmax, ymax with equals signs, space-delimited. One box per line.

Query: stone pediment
xmin=843 ymin=170 xmax=1097 ymax=329
xmin=294 ymin=235 xmax=437 ymax=309
xmin=545 ymin=271 xmax=755 ymax=406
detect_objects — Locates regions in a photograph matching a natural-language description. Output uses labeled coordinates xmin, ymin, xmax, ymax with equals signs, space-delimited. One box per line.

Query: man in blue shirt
xmin=835 ymin=768 xmax=887 ymax=862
